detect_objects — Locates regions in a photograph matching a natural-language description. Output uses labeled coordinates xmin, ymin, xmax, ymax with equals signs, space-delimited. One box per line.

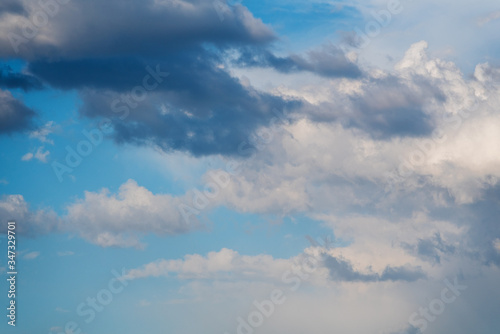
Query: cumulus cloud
xmin=63 ymin=179 xmax=202 ymax=247
xmin=193 ymin=41 xmax=500 ymax=272
xmin=125 ymin=248 xmax=291 ymax=280
xmin=126 ymin=246 xmax=426 ymax=285
xmin=0 ymin=178 xmax=213 ymax=247
xmin=0 ymin=0 xmax=310 ymax=156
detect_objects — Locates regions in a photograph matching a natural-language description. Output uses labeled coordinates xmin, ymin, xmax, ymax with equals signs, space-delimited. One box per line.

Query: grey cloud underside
xmin=0 ymin=195 xmax=59 ymax=236
xmin=0 ymin=0 xmax=25 ymax=16
xmin=0 ymin=0 xmax=453 ymax=151
xmin=0 ymin=65 xmax=43 ymax=91
xmin=464 ymin=185 xmax=500 ymax=266
xmin=235 ymin=44 xmax=362 ymax=78
xmin=0 ymin=89 xmax=36 ymax=134
xmin=0 ymin=0 xmax=307 ymax=155
xmin=306 ymin=75 xmax=445 ymax=139
xmin=323 ymin=255 xmax=426 ymax=282
xmin=402 ymin=233 xmax=456 ymax=264
xmin=390 ymin=325 xmax=421 ymax=334
xmin=54 ymin=50 xmax=303 ymax=156
xmin=1 ymin=0 xmax=275 ymax=59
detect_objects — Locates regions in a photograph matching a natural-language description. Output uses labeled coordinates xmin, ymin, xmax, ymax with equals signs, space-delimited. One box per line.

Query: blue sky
xmin=1 ymin=0 xmax=500 ymax=334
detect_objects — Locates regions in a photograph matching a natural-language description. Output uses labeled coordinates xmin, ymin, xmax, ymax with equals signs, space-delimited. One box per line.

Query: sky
xmin=0 ymin=0 xmax=500 ymax=333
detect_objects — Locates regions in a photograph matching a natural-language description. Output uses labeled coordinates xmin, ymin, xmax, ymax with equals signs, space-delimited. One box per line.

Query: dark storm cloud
xmin=77 ymin=53 xmax=302 ymax=156
xmin=0 ymin=0 xmax=25 ymax=15
xmin=235 ymin=44 xmax=362 ymax=78
xmin=0 ymin=65 xmax=43 ymax=91
xmin=0 ymin=89 xmax=36 ymax=134
xmin=324 ymin=255 xmax=426 ymax=282
xmin=0 ymin=0 xmax=275 ymax=59
xmin=0 ymin=0 xmax=306 ymax=156
xmin=28 ymin=57 xmax=149 ymax=91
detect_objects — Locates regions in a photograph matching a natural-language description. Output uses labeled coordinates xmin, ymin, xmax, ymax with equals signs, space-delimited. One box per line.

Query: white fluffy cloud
xmin=0 ymin=179 xmax=203 ymax=247
xmin=215 ymin=41 xmax=500 ymax=212
xmin=63 ymin=179 xmax=202 ymax=248
xmin=125 ymin=248 xmax=292 ymax=281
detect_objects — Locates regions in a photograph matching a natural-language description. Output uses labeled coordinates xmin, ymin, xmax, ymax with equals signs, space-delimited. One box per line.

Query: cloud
xmin=21 ymin=152 xmax=33 ymax=161
xmin=0 ymin=178 xmax=211 ymax=247
xmin=0 ymin=0 xmax=306 ymax=156
xmin=29 ymin=121 xmax=57 ymax=144
xmin=0 ymin=195 xmax=59 ymax=236
xmin=0 ymin=89 xmax=35 ymax=134
xmin=0 ymin=65 xmax=43 ymax=91
xmin=63 ymin=179 xmax=202 ymax=247
xmin=75 ymin=62 xmax=302 ymax=156
xmin=0 ymin=0 xmax=25 ymax=16
xmin=495 ymin=239 xmax=500 ymax=253
xmin=477 ymin=10 xmax=500 ymax=26
xmin=21 ymin=146 xmax=50 ymax=163
xmin=125 ymin=248 xmax=291 ymax=280
xmin=402 ymin=233 xmax=456 ymax=264
xmin=323 ymin=254 xmax=426 ymax=282
xmin=235 ymin=43 xmax=362 ymax=78
xmin=3 ymin=42 xmax=500 ymax=266
xmin=23 ymin=251 xmax=40 ymax=260
xmin=57 ymin=251 xmax=74 ymax=256
xmin=389 ymin=325 xmax=421 ymax=334
xmin=0 ymin=0 xmax=275 ymax=59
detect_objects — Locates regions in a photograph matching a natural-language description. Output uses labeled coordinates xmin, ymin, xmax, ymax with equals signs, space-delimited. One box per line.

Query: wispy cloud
xmin=477 ymin=10 xmax=500 ymax=26
xmin=23 ymin=251 xmax=40 ymax=260
xmin=57 ymin=251 xmax=74 ymax=257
